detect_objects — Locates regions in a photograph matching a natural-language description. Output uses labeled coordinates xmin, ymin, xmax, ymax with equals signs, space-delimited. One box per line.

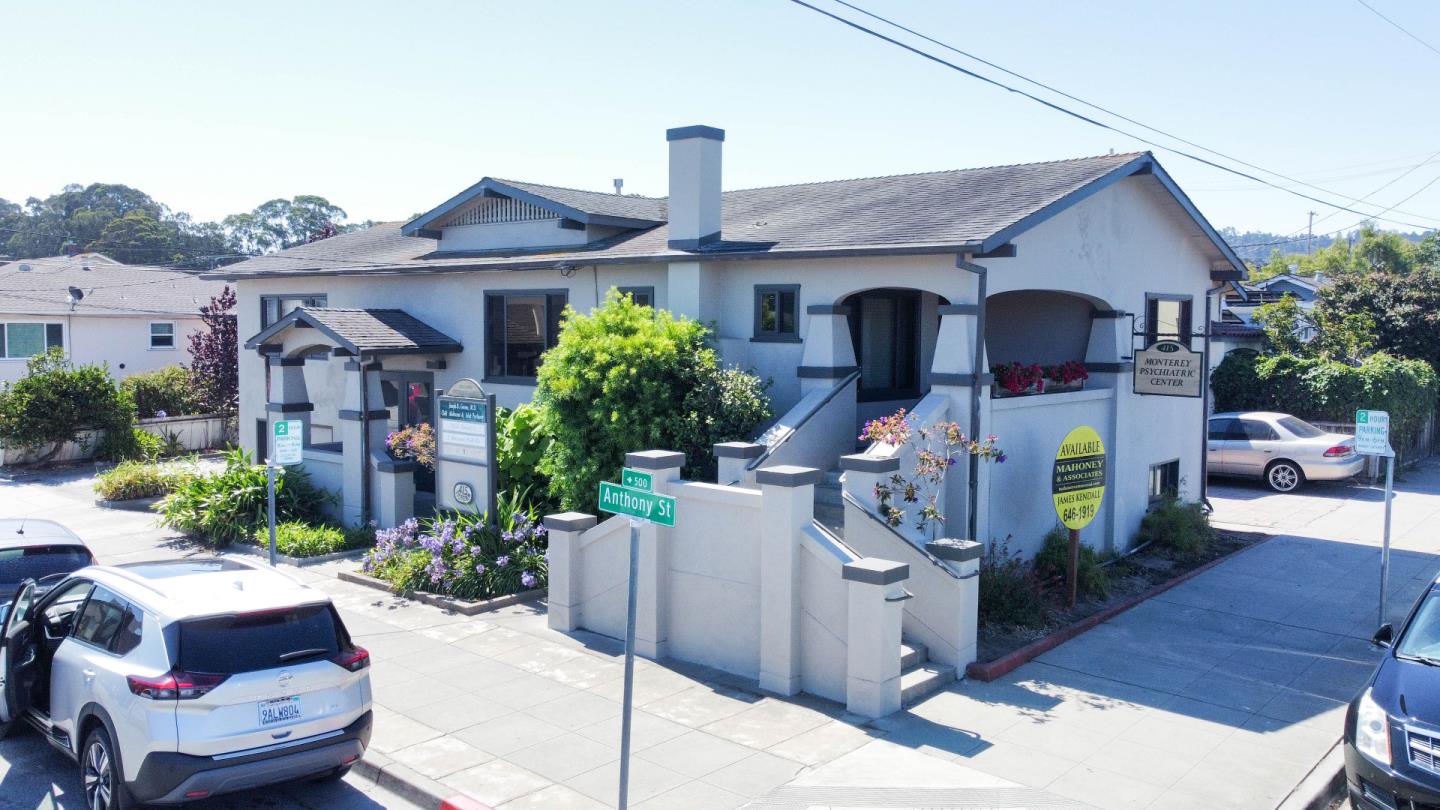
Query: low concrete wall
xmin=301 ymin=447 xmax=345 ymax=523
xmin=0 ymin=429 xmax=101 ymax=466
xmin=137 ymin=414 xmax=226 ymax=452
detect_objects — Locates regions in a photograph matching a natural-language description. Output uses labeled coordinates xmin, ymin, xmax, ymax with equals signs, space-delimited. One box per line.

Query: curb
xmin=228 ymin=543 xmax=371 ymax=568
xmin=966 ymin=534 xmax=1273 ymax=681
xmin=1277 ymin=739 xmax=1346 ymax=810
xmin=94 ymin=495 xmax=163 ymax=512
xmin=350 ymin=753 xmax=469 ymax=809
xmin=338 ymin=568 xmax=546 ymax=616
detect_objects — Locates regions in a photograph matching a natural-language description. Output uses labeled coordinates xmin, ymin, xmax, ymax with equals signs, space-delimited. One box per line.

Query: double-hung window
xmin=260 ymin=294 xmax=327 ymax=329
xmin=149 ymin=322 xmax=175 ymax=349
xmin=753 ymin=285 xmax=800 ymax=341
xmin=1144 ymin=294 xmax=1193 ymax=346
xmin=484 ymin=290 xmax=568 ymax=381
xmin=0 ymin=322 xmax=63 ymax=359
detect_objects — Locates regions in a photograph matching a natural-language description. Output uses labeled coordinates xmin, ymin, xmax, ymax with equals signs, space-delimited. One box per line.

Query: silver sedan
xmin=1207 ymin=411 xmax=1365 ymax=492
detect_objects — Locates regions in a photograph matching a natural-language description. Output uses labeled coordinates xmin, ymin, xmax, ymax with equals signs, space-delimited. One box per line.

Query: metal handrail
xmin=840 ymin=490 xmax=964 ymax=581
xmin=745 ymin=369 xmax=861 ymax=472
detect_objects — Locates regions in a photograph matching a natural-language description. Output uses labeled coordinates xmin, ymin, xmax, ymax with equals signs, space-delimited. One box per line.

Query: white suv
xmin=0 ymin=558 xmax=372 ymax=808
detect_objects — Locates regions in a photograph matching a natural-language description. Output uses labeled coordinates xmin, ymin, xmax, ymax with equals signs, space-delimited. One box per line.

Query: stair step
xmin=900 ymin=640 xmax=928 ymax=670
xmin=822 ymin=469 xmax=844 ymax=487
xmin=814 ymin=487 xmax=843 ymax=508
xmin=900 ymin=663 xmax=956 ymax=706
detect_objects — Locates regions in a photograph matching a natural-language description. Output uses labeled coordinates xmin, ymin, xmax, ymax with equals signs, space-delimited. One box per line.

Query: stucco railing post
xmin=839 ymin=453 xmax=900 ymax=514
xmin=928 ymin=304 xmax=989 ymax=544
xmin=334 ymin=361 xmax=390 ymax=527
xmin=1085 ymin=310 xmax=1132 ymax=554
xmin=843 ymin=558 xmax=909 ymax=719
xmin=544 ymin=512 xmax=597 ymax=632
xmin=755 ymin=465 xmax=820 ymax=696
xmin=714 ymin=441 xmax=764 ymax=486
xmin=798 ymin=305 xmax=859 ymax=396
xmin=626 ymin=449 xmax=685 ymax=659
xmin=925 ymin=539 xmax=983 ymax=667
xmin=266 ymin=356 xmax=314 ymax=455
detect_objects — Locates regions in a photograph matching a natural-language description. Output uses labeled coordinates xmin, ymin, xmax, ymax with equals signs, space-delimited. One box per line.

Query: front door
xmin=0 ymin=580 xmax=37 ymax=726
xmin=846 ymin=290 xmax=921 ymax=403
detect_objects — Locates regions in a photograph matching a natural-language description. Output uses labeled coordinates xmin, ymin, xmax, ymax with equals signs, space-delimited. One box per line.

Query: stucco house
xmin=0 ymin=253 xmax=224 ymax=385
xmin=211 ymin=125 xmax=1245 ymax=559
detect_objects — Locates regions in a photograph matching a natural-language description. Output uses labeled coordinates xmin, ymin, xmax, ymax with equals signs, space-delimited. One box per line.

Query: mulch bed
xmin=970 ymin=528 xmax=1268 ymax=680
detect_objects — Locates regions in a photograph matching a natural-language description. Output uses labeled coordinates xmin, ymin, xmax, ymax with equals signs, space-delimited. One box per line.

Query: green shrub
xmin=94 ymin=460 xmax=196 ymax=501
xmin=496 ymin=403 xmax=552 ymax=505
xmin=0 ymin=348 xmax=133 ymax=463
xmin=362 ymin=489 xmax=547 ymax=600
xmin=97 ymin=427 xmax=167 ymax=462
xmin=250 ymin=521 xmax=371 ymax=558
xmin=536 ymin=291 xmax=773 ymax=512
xmin=158 ymin=448 xmax=329 ymax=547
xmin=1136 ymin=497 xmax=1215 ymax=556
xmin=122 ymin=365 xmax=198 ymax=418
xmin=1034 ymin=525 xmax=1110 ymax=600
xmin=978 ymin=537 xmax=1050 ymax=629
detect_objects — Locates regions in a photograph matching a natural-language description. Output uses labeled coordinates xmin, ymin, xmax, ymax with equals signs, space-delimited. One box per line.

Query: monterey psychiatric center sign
xmin=1133 ymin=339 xmax=1202 ymax=398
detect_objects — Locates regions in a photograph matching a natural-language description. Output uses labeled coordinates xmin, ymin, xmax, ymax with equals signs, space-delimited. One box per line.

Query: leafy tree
xmin=187 ymin=286 xmax=239 ymax=419
xmin=1252 ymin=294 xmax=1310 ymax=356
xmin=1351 ymin=226 xmax=1414 ymax=275
xmin=223 ymin=195 xmax=349 ymax=253
xmin=86 ymin=210 xmax=177 ymax=264
xmin=535 ymin=291 xmax=772 ymax=512
xmin=0 ymin=349 xmax=134 ymax=463
xmin=1315 ymin=270 xmax=1440 ymax=371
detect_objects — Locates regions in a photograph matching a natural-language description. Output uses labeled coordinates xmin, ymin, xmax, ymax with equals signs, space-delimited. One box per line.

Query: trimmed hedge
xmin=121 ymin=365 xmax=199 ymax=418
xmin=1212 ymin=351 xmax=1438 ymax=447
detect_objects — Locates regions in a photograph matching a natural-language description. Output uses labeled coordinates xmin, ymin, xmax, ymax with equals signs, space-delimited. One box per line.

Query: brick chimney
xmin=62 ymin=239 xmax=80 ymax=257
xmin=666 ymin=125 xmax=724 ymax=250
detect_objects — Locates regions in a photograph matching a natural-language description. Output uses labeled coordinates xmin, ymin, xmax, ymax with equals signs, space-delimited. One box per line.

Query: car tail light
xmin=1324 ymin=444 xmax=1353 ymax=457
xmin=330 ymin=646 xmax=370 ymax=672
xmin=127 ymin=670 xmax=228 ymax=700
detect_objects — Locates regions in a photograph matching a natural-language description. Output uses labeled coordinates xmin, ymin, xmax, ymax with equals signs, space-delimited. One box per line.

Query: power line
xmin=788 ymin=0 xmax=1440 ymax=231
xmin=1310 ymin=146 xmax=1440 ymax=230
xmin=1355 ymin=0 xmax=1440 ymax=59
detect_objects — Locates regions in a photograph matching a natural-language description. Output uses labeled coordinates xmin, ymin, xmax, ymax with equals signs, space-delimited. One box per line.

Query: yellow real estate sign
xmin=1052 ymin=425 xmax=1106 ymax=530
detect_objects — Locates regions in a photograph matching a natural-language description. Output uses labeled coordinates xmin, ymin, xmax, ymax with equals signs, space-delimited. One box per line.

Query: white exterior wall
xmin=438 ymin=220 xmax=623 ymax=252
xmin=0 ymin=313 xmax=204 ymax=384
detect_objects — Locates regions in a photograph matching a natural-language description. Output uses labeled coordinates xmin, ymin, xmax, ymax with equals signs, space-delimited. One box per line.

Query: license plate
xmin=258 ymin=696 xmax=302 ymax=726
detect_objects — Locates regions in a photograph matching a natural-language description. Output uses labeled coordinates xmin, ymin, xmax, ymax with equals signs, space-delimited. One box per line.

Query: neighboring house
xmin=0 ymin=253 xmax=224 ymax=384
xmin=1221 ymin=271 xmax=1329 ymax=344
xmin=211 ymin=126 xmax=1246 ymax=558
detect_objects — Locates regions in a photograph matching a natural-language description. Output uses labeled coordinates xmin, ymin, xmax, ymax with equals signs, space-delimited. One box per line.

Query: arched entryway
xmin=841 ymin=288 xmax=949 ymax=424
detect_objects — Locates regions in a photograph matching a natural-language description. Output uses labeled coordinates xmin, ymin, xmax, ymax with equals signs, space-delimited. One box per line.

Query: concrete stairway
xmin=900 ymin=639 xmax=955 ymax=706
xmin=814 ymin=468 xmax=845 ymax=537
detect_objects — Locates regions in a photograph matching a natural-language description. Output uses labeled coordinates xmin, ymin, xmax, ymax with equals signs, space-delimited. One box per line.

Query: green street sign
xmin=599 ymin=481 xmax=676 ymax=527
xmin=621 ymin=468 xmax=653 ymax=492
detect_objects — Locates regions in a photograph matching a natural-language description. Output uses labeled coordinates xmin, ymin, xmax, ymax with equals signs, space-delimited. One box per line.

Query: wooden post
xmin=1067 ymin=528 xmax=1080 ymax=608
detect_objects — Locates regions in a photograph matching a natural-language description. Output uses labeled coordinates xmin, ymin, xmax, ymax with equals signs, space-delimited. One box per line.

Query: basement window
xmin=1149 ymin=459 xmax=1179 ymax=505
xmin=753 ymin=284 xmax=800 ymax=342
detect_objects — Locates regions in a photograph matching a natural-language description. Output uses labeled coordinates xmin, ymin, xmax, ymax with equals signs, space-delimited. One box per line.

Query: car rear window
xmin=0 ymin=545 xmax=92 ymax=589
xmin=1278 ymin=416 xmax=1326 ymax=439
xmin=177 ymin=603 xmax=343 ymax=675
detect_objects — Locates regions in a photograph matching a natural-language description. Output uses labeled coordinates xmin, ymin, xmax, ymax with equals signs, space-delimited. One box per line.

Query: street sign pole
xmin=266 ymin=461 xmax=278 ymax=567
xmin=617 ymin=518 xmax=641 ymax=810
xmin=1381 ymin=450 xmax=1394 ymax=627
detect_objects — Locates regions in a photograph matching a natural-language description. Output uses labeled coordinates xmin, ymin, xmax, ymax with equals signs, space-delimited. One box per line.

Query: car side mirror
xmin=1373 ymin=624 xmax=1395 ymax=648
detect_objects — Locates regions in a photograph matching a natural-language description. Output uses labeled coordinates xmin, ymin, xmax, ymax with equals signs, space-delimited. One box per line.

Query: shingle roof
xmin=1210 ymin=320 xmax=1264 ymax=338
xmin=0 ymin=254 xmax=224 ymax=316
xmin=244 ymin=307 xmax=462 ymax=355
xmin=493 ymin=179 xmax=668 ymax=222
xmin=212 ymin=151 xmax=1242 ymax=280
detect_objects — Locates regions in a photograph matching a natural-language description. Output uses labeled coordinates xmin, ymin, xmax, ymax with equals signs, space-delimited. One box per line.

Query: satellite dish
xmin=68 ymin=286 xmax=85 ymax=301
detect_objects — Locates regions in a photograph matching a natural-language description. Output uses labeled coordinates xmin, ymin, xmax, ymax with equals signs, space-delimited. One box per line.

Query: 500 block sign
xmin=1052 ymin=425 xmax=1106 ymax=530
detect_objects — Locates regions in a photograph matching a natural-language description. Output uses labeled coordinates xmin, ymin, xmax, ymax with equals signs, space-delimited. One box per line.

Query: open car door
xmin=0 ymin=579 xmax=38 ymax=737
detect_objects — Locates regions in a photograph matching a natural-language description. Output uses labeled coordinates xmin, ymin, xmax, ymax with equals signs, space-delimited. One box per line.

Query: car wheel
xmin=312 ymin=764 xmax=352 ymax=783
xmin=81 ymin=726 xmax=133 ymax=810
xmin=1266 ymin=460 xmax=1303 ymax=493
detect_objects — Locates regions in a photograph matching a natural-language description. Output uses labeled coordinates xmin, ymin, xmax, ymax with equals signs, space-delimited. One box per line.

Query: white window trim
xmin=0 ymin=321 xmax=65 ymax=361
xmin=149 ymin=321 xmax=177 ymax=351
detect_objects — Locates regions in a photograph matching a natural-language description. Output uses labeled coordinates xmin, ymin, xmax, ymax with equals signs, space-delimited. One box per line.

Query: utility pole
xmin=1307 ymin=211 xmax=1317 ymax=256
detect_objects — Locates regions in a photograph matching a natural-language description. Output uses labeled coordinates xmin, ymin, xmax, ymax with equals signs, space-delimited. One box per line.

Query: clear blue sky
xmin=3 ymin=0 xmax=1439 ymax=242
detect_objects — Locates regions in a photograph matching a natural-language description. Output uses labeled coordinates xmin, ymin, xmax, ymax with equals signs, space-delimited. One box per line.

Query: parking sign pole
xmin=617 ymin=518 xmax=641 ymax=810
xmin=267 ymin=461 xmax=278 ymax=567
xmin=1380 ymin=451 xmax=1394 ymax=627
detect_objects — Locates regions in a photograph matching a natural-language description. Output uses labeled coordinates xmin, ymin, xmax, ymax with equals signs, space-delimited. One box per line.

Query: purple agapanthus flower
xmin=521 ymin=571 xmax=537 ymax=589
xmin=154 ymin=409 xmax=167 ymax=419
xmin=474 ymin=562 xmax=487 ymax=575
xmin=495 ymin=554 xmax=510 ymax=568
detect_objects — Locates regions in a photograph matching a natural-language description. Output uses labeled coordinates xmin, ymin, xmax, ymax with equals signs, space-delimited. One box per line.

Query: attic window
xmin=440 ymin=197 xmax=556 ymax=228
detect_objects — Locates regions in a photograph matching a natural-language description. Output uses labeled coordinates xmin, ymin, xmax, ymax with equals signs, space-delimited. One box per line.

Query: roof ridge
xmin=492 ymin=177 xmax=664 ymax=201
xmin=725 ymin=152 xmax=1150 ymax=194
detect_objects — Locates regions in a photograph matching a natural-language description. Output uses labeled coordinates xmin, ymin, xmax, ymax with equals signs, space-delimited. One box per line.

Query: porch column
xmin=1086 ymin=310 xmax=1132 ymax=554
xmin=336 ymin=360 xmax=390 ymax=527
xmin=928 ymin=304 xmax=992 ymax=542
xmin=626 ymin=450 xmax=685 ymax=659
xmin=715 ymin=441 xmax=763 ymax=486
xmin=266 ymin=357 xmax=313 ymax=459
xmin=797 ymin=304 xmax=858 ymax=395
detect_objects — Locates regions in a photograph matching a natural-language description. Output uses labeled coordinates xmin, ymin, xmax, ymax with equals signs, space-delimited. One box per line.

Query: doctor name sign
xmin=1133 ymin=340 xmax=1202 ymax=398
xmin=435 ymin=378 xmax=496 ymax=520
